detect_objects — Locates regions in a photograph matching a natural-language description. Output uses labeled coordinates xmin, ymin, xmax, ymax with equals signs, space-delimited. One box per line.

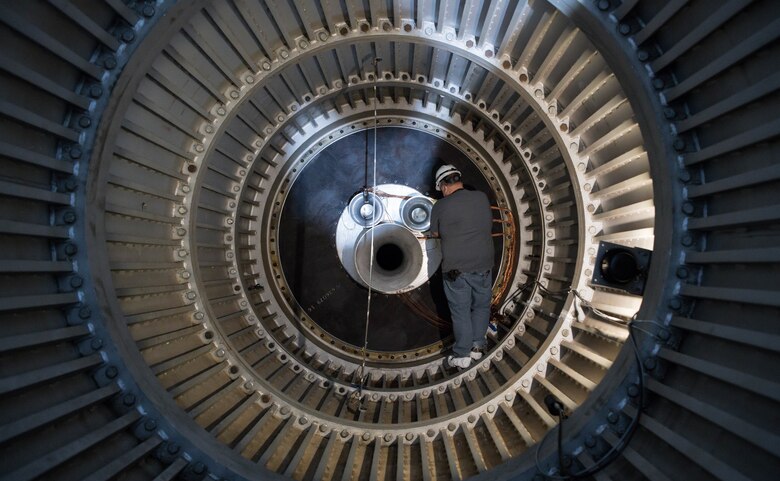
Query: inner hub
xmin=337 ymin=184 xmax=441 ymax=294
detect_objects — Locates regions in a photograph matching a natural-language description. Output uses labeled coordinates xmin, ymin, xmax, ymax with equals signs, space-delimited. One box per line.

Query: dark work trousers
xmin=444 ymin=270 xmax=492 ymax=357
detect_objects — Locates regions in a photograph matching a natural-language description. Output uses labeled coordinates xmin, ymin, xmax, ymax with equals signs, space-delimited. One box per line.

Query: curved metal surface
xmin=0 ymin=1 xmax=777 ymax=480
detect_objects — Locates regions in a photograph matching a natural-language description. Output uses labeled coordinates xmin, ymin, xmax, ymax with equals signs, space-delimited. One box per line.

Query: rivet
xmin=384 ymin=433 xmax=393 ymax=442
xmin=607 ymin=410 xmax=619 ymax=423
xmin=447 ymin=423 xmax=456 ymax=432
xmin=550 ymin=346 xmax=558 ymax=355
xmin=280 ymin=406 xmax=290 ymax=415
xmin=178 ymin=249 xmax=188 ymax=257
xmin=341 ymin=431 xmax=350 ymax=438
xmin=362 ymin=432 xmax=371 ymax=441
xmin=681 ymin=234 xmax=694 ymax=247
xmin=627 ymin=384 xmax=640 ymax=397
xmin=427 ymin=429 xmax=435 ymax=437
xmin=186 ymin=291 xmax=197 ymax=300
xmin=405 ymin=432 xmax=414 ymax=441
xmin=618 ymin=23 xmax=631 ymax=35
xmin=682 ymin=202 xmax=695 ymax=215
xmin=217 ymin=106 xmax=227 ymax=116
xmin=181 ymin=271 xmax=191 ymax=279
xmin=467 ymin=415 xmax=476 ymax=423
xmin=246 ymin=75 xmax=255 ymax=83
xmin=195 ymin=144 xmax=205 ymax=153
xmin=487 ymin=405 xmax=496 ymax=413
xmin=181 ymin=185 xmax=191 ymax=193
xmin=194 ymin=312 xmax=205 ymax=321
xmin=262 ymin=62 xmax=272 ymax=71
xmin=178 ymin=206 xmax=188 ymax=214
xmin=522 ymin=379 xmax=530 ymax=388
xmin=676 ymin=266 xmax=689 ymax=279
xmin=230 ymin=90 xmax=240 ymax=99
xmin=318 ymin=31 xmax=329 ymax=42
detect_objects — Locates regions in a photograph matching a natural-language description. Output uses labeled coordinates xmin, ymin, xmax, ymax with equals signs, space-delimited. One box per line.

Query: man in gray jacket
xmin=429 ymin=164 xmax=494 ymax=369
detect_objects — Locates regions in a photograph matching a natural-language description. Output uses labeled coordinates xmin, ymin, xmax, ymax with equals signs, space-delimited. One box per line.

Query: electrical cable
xmin=350 ymin=57 xmax=381 ymax=412
xmin=533 ymin=318 xmax=647 ymax=479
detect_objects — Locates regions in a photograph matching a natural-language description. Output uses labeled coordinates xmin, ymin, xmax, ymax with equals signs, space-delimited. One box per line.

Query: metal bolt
xmin=280 ymin=406 xmax=290 ymax=415
xmin=657 ymin=329 xmax=671 ymax=341
xmin=669 ymin=297 xmax=683 ymax=310
xmin=426 ymin=429 xmax=435 ymax=437
xmin=78 ymin=116 xmax=91 ymax=128
xmin=467 ymin=415 xmax=476 ymax=423
xmin=618 ymin=23 xmax=631 ymax=35
xmin=340 ymin=431 xmax=350 ymax=438
xmin=90 ymin=338 xmax=103 ymax=350
xmin=63 ymin=211 xmax=77 ymax=224
xmin=487 ymin=405 xmax=496 ymax=413
xmin=678 ymin=169 xmax=691 ymax=183
xmin=652 ymin=78 xmax=665 ymax=90
xmin=79 ymin=306 xmax=92 ymax=319
xmin=637 ymin=50 xmax=650 ymax=62
xmin=69 ymin=146 xmax=83 ymax=159
xmin=167 ymin=443 xmax=180 ymax=454
xmin=663 ymin=107 xmax=677 ymax=119
xmin=676 ymin=266 xmax=690 ymax=279
xmin=191 ymin=462 xmax=206 ymax=475
xmin=644 ymin=357 xmax=658 ymax=370
xmin=606 ymin=410 xmax=619 ymax=424
xmin=447 ymin=423 xmax=456 ymax=432
xmin=89 ymin=85 xmax=103 ymax=98
xmin=142 ymin=5 xmax=155 ymax=17
xmin=681 ymin=234 xmax=694 ymax=247
xmin=383 ymin=433 xmax=392 ymax=442
xmin=63 ymin=243 xmax=78 ymax=256
xmin=585 ymin=435 xmax=596 ymax=447
xmin=597 ymin=0 xmax=610 ymax=11
xmin=673 ymin=137 xmax=687 ymax=151
xmin=682 ymin=202 xmax=695 ymax=215
xmin=105 ymin=366 xmax=119 ymax=379
xmin=123 ymin=393 xmax=136 ymax=406
xmin=405 ymin=432 xmax=414 ymax=441
xmin=627 ymin=384 xmax=640 ymax=397
xmin=121 ymin=30 xmax=135 ymax=42
xmin=70 ymin=276 xmax=84 ymax=288
xmin=103 ymin=56 xmax=117 ymax=70
xmin=144 ymin=419 xmax=157 ymax=431
xmin=362 ymin=432 xmax=371 ymax=441
xmin=176 ymin=228 xmax=187 ymax=236
xmin=178 ymin=206 xmax=188 ymax=215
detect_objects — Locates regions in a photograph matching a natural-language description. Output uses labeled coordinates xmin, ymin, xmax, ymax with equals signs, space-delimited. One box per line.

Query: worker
xmin=428 ymin=164 xmax=494 ymax=369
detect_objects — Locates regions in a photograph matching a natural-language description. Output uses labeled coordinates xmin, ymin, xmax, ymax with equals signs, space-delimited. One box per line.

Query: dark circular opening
xmin=376 ymin=243 xmax=404 ymax=271
xmin=601 ymin=250 xmax=639 ymax=284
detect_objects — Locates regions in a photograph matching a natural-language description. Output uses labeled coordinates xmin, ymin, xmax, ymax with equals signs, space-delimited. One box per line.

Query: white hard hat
xmin=435 ymin=164 xmax=462 ymax=191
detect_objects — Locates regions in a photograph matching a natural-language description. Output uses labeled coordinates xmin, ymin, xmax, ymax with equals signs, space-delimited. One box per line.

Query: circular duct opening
xmin=376 ymin=242 xmax=404 ymax=271
xmin=354 ymin=222 xmax=424 ymax=292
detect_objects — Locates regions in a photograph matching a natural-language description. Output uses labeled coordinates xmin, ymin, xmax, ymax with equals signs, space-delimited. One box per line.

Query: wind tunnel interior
xmin=0 ymin=1 xmax=779 ymax=481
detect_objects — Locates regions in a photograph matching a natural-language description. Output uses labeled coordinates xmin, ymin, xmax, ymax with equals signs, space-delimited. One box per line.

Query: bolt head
xmin=103 ymin=56 xmax=117 ymax=70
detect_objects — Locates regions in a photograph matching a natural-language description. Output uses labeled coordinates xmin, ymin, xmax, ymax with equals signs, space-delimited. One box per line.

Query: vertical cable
xmin=352 ymin=57 xmax=381 ymax=409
